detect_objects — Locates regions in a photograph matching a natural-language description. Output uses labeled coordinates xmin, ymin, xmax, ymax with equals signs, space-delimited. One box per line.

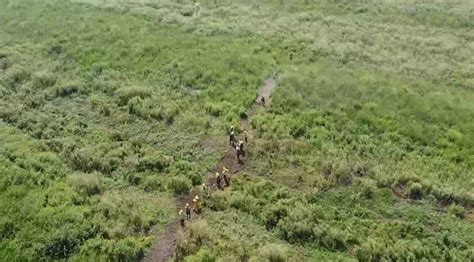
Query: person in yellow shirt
xmin=179 ymin=209 xmax=185 ymax=226
xmin=193 ymin=195 xmax=202 ymax=214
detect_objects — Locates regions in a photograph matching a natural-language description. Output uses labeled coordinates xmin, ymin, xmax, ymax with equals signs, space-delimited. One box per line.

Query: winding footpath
xmin=142 ymin=76 xmax=277 ymax=262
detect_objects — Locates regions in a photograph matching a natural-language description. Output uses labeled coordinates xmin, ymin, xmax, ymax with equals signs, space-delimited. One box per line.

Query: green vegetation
xmin=1 ymin=0 xmax=473 ymax=261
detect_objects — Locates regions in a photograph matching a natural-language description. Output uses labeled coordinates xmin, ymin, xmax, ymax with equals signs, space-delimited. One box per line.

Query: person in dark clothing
xmin=236 ymin=146 xmax=243 ymax=164
xmin=185 ymin=203 xmax=191 ymax=219
xmin=229 ymin=131 xmax=236 ymax=147
xmin=238 ymin=140 xmax=245 ymax=156
xmin=223 ymin=173 xmax=229 ymax=187
xmin=260 ymin=96 xmax=265 ymax=106
xmin=216 ymin=172 xmax=223 ymax=190
xmin=179 ymin=209 xmax=185 ymax=226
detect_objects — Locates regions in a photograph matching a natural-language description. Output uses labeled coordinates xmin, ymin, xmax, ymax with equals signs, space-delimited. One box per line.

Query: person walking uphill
xmin=185 ymin=203 xmax=191 ymax=220
xmin=238 ymin=140 xmax=245 ymax=156
xmin=222 ymin=166 xmax=230 ymax=187
xmin=193 ymin=195 xmax=202 ymax=214
xmin=229 ymin=131 xmax=236 ymax=147
xmin=236 ymin=145 xmax=243 ymax=164
xmin=179 ymin=209 xmax=185 ymax=227
xmin=215 ymin=172 xmax=223 ymax=190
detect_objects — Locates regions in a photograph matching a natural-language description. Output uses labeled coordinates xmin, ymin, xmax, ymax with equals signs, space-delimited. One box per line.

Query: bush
xmin=55 ymin=80 xmax=85 ymax=97
xmin=447 ymin=204 xmax=465 ymax=218
xmin=206 ymin=190 xmax=230 ymax=211
xmin=143 ymin=176 xmax=164 ymax=192
xmin=168 ymin=176 xmax=191 ymax=196
xmin=66 ymin=172 xmax=102 ymax=196
xmin=137 ymin=151 xmax=170 ymax=172
xmin=176 ymin=220 xmax=212 ymax=260
xmin=408 ymin=182 xmax=423 ymax=200
xmin=116 ymin=86 xmax=152 ymax=106
xmin=257 ymin=244 xmax=289 ymax=262
xmin=356 ymin=178 xmax=377 ymax=199
xmin=31 ymin=72 xmax=56 ymax=90
xmin=5 ymin=66 xmax=31 ymax=88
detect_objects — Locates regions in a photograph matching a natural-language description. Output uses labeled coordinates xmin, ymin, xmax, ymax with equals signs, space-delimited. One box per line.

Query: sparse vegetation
xmin=1 ymin=0 xmax=473 ymax=260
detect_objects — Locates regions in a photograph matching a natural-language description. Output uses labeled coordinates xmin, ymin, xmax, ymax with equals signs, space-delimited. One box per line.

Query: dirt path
xmin=142 ymin=76 xmax=277 ymax=262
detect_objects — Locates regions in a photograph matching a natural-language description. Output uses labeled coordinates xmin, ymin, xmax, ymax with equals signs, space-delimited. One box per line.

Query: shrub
xmin=116 ymin=86 xmax=152 ymax=106
xmin=176 ymin=220 xmax=212 ymax=260
xmin=109 ymin=237 xmax=146 ymax=262
xmin=184 ymin=248 xmax=215 ymax=262
xmin=258 ymin=244 xmax=288 ymax=262
xmin=0 ymin=55 xmax=9 ymax=70
xmin=408 ymin=182 xmax=423 ymax=200
xmin=263 ymin=203 xmax=288 ymax=230
xmin=66 ymin=172 xmax=102 ymax=196
xmin=206 ymin=190 xmax=230 ymax=211
xmin=143 ymin=176 xmax=164 ymax=192
xmin=356 ymin=178 xmax=377 ymax=199
xmin=5 ymin=66 xmax=31 ymax=88
xmin=137 ymin=151 xmax=170 ymax=172
xmin=31 ymin=72 xmax=56 ymax=90
xmin=55 ymin=80 xmax=85 ymax=97
xmin=447 ymin=204 xmax=465 ymax=218
xmin=168 ymin=176 xmax=191 ymax=196
xmin=229 ymin=192 xmax=258 ymax=215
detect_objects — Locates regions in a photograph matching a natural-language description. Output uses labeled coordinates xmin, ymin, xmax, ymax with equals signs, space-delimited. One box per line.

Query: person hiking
xmin=193 ymin=195 xmax=202 ymax=214
xmin=260 ymin=96 xmax=265 ymax=106
xmin=223 ymin=172 xmax=230 ymax=187
xmin=179 ymin=209 xmax=185 ymax=227
xmin=201 ymin=183 xmax=210 ymax=198
xmin=216 ymin=172 xmax=223 ymax=190
xmin=236 ymin=145 xmax=243 ymax=164
xmin=221 ymin=166 xmax=230 ymax=187
xmin=238 ymin=140 xmax=245 ymax=156
xmin=222 ymin=166 xmax=229 ymax=174
xmin=243 ymin=130 xmax=248 ymax=143
xmin=229 ymin=131 xmax=236 ymax=147
xmin=185 ymin=203 xmax=191 ymax=219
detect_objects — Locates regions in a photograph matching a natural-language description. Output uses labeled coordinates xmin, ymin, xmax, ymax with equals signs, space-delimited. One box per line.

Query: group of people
xmin=215 ymin=166 xmax=230 ymax=190
xmin=179 ymin=194 xmax=202 ymax=226
xmin=178 ymin=125 xmax=251 ymax=226
xmin=229 ymin=126 xmax=247 ymax=164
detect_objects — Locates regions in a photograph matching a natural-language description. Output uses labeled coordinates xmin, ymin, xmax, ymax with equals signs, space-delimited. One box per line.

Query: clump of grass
xmin=55 ymin=79 xmax=85 ymax=97
xmin=176 ymin=220 xmax=212 ymax=260
xmin=447 ymin=204 xmax=465 ymax=218
xmin=66 ymin=172 xmax=103 ymax=196
xmin=257 ymin=244 xmax=289 ymax=262
xmin=31 ymin=72 xmax=56 ymax=90
xmin=5 ymin=66 xmax=31 ymax=88
xmin=116 ymin=86 xmax=152 ymax=106
xmin=408 ymin=182 xmax=423 ymax=200
xmin=167 ymin=176 xmax=191 ymax=196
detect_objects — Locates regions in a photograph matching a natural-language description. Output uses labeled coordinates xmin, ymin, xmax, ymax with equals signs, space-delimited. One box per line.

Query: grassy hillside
xmin=1 ymin=0 xmax=473 ymax=261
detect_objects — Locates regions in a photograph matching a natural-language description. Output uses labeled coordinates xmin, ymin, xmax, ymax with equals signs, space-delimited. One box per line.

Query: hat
xmin=185 ymin=203 xmax=189 ymax=207
xmin=215 ymin=172 xmax=220 ymax=177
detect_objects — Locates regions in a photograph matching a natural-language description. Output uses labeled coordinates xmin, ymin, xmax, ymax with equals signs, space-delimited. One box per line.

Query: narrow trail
xmin=142 ymin=76 xmax=277 ymax=262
